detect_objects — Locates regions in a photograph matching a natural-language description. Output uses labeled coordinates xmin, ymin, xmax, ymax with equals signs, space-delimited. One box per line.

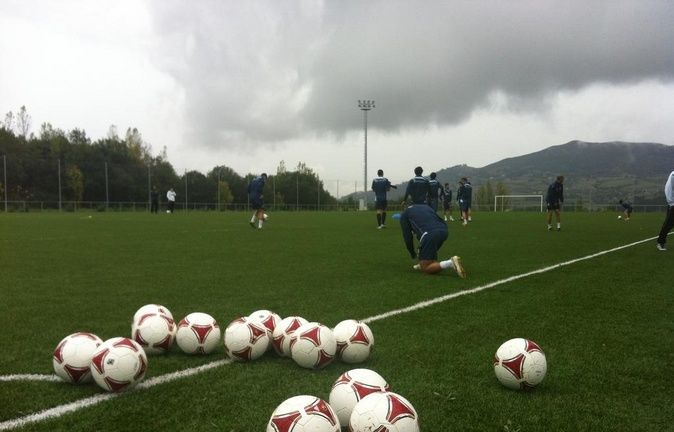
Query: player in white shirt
xmin=166 ymin=188 xmax=176 ymax=213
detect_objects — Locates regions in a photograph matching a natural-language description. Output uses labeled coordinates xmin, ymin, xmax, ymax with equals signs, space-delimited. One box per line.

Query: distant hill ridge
xmin=351 ymin=141 xmax=674 ymax=205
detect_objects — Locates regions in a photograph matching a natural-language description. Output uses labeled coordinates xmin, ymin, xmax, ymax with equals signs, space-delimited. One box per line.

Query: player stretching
xmin=248 ymin=173 xmax=268 ymax=229
xmin=403 ymin=166 xmax=430 ymax=205
xmin=546 ymin=175 xmax=564 ymax=231
xmin=371 ymin=169 xmax=397 ymax=229
xmin=399 ymin=203 xmax=466 ymax=277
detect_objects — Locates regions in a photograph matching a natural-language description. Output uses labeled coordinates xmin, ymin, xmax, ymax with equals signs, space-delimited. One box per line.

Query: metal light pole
xmin=104 ymin=162 xmax=109 ymax=209
xmin=147 ymin=164 xmax=151 ymax=212
xmin=358 ymin=100 xmax=375 ymax=201
xmin=57 ymin=158 xmax=62 ymax=211
xmin=3 ymin=154 xmax=7 ymax=212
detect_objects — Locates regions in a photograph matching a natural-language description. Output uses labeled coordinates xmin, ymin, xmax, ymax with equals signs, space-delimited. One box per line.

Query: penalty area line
xmin=362 ymin=235 xmax=662 ymax=324
xmin=0 ymin=360 xmax=230 ymax=431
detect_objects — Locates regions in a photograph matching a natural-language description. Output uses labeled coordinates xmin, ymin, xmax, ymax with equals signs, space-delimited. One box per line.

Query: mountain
xmin=346 ymin=141 xmax=674 ymax=206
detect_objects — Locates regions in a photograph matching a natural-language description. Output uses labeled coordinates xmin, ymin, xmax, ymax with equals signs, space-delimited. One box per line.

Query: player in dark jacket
xmin=371 ymin=169 xmax=397 ymax=229
xmin=618 ymin=200 xmax=633 ymax=221
xmin=457 ymin=177 xmax=472 ymax=225
xmin=428 ymin=172 xmax=441 ymax=212
xmin=441 ymin=183 xmax=454 ymax=221
xmin=248 ymin=173 xmax=268 ymax=229
xmin=399 ymin=203 xmax=466 ymax=277
xmin=403 ymin=166 xmax=430 ymax=205
xmin=546 ymin=175 xmax=564 ymax=231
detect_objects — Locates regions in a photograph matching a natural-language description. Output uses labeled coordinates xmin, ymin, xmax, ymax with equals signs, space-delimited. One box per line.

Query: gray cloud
xmin=147 ymin=0 xmax=674 ymax=149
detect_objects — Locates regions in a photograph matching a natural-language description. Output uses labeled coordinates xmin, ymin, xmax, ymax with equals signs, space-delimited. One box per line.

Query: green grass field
xmin=0 ymin=210 xmax=672 ymax=431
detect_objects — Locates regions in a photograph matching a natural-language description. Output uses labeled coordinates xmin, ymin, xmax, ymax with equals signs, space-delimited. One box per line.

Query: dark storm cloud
xmin=148 ymin=0 xmax=674 ymax=148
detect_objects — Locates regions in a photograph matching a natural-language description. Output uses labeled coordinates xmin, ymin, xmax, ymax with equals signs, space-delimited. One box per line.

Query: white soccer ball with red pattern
xmin=175 ymin=312 xmax=221 ymax=354
xmin=90 ymin=337 xmax=147 ymax=392
xmin=52 ymin=332 xmax=103 ymax=384
xmin=272 ymin=316 xmax=309 ymax=357
xmin=133 ymin=304 xmax=173 ymax=322
xmin=349 ymin=391 xmax=420 ymax=432
xmin=266 ymin=395 xmax=340 ymax=432
xmin=328 ymin=368 xmax=390 ymax=427
xmin=493 ymin=338 xmax=547 ymax=390
xmin=248 ymin=309 xmax=281 ymax=351
xmin=132 ymin=313 xmax=176 ymax=354
xmin=333 ymin=320 xmax=374 ymax=364
xmin=289 ymin=322 xmax=337 ymax=369
xmin=223 ymin=317 xmax=270 ymax=361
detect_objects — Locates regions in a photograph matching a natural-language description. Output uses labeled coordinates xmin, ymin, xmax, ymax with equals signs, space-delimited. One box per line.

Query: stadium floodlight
xmin=358 ymin=100 xmax=375 ymax=202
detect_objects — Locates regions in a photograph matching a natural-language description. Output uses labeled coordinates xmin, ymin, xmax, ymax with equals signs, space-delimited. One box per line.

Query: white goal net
xmin=494 ymin=195 xmax=544 ymax=212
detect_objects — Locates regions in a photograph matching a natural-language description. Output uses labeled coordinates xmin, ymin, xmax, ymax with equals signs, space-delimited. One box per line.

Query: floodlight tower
xmin=358 ymin=100 xmax=375 ymax=199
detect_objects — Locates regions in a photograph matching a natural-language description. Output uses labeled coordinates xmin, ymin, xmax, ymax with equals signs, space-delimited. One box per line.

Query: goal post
xmin=494 ymin=195 xmax=544 ymax=212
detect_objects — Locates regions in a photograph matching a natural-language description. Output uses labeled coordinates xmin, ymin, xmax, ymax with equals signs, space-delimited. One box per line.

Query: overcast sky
xmin=1 ymin=0 xmax=673 ymax=197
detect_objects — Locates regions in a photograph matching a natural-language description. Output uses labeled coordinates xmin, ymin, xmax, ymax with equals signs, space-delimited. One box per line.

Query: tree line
xmin=0 ymin=107 xmax=338 ymax=207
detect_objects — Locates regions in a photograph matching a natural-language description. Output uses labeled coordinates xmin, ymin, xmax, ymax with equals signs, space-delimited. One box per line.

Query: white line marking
xmin=0 ymin=234 xmax=666 ymax=430
xmin=362 ymin=235 xmax=661 ymax=323
xmin=0 ymin=374 xmax=61 ymax=383
xmin=0 ymin=360 xmax=230 ymax=431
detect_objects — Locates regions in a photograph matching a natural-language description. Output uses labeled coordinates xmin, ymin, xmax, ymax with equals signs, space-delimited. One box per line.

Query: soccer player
xmin=403 ymin=166 xmax=430 ymax=205
xmin=248 ymin=173 xmax=268 ymax=229
xmin=166 ymin=188 xmax=176 ymax=213
xmin=546 ymin=175 xmax=564 ymax=231
xmin=399 ymin=203 xmax=466 ymax=278
xmin=441 ymin=182 xmax=454 ymax=221
xmin=656 ymin=170 xmax=674 ymax=251
xmin=618 ymin=199 xmax=633 ymax=221
xmin=457 ymin=177 xmax=472 ymax=226
xmin=371 ymin=169 xmax=397 ymax=229
xmin=428 ymin=172 xmax=441 ymax=212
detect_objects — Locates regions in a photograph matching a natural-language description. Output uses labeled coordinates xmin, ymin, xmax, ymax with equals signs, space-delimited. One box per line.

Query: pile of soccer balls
xmin=267 ymin=368 xmax=418 ymax=432
xmin=52 ymin=304 xmax=377 ymax=393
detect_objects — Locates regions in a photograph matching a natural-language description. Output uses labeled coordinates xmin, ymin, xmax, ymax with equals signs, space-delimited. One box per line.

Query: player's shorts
xmin=428 ymin=199 xmax=438 ymax=212
xmin=443 ymin=200 xmax=451 ymax=211
xmin=418 ymin=229 xmax=448 ymax=261
xmin=375 ymin=199 xmax=387 ymax=210
xmin=251 ymin=197 xmax=264 ymax=210
xmin=459 ymin=201 xmax=470 ymax=212
xmin=546 ymin=202 xmax=560 ymax=211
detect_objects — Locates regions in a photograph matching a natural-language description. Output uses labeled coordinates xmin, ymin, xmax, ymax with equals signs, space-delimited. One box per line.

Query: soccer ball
xmin=53 ymin=332 xmax=103 ymax=384
xmin=266 ymin=395 xmax=340 ymax=432
xmin=493 ymin=338 xmax=547 ymax=390
xmin=333 ymin=320 xmax=374 ymax=363
xmin=132 ymin=313 xmax=176 ymax=354
xmin=290 ymin=322 xmax=337 ymax=369
xmin=272 ymin=316 xmax=309 ymax=357
xmin=133 ymin=304 xmax=174 ymax=322
xmin=175 ymin=312 xmax=221 ymax=354
xmin=349 ymin=391 xmax=419 ymax=432
xmin=223 ymin=317 xmax=270 ymax=361
xmin=329 ymin=368 xmax=390 ymax=427
xmin=90 ymin=337 xmax=147 ymax=392
xmin=618 ymin=215 xmax=622 ymax=219
xmin=248 ymin=309 xmax=281 ymax=351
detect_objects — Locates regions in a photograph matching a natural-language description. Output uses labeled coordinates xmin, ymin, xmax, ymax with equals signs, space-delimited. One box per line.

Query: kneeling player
xmin=399 ymin=204 xmax=466 ymax=277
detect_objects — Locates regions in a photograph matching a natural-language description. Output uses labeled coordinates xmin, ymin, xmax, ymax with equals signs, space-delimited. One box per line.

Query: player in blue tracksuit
xmin=371 ymin=169 xmax=397 ymax=229
xmin=457 ymin=177 xmax=472 ymax=225
xmin=247 ymin=173 xmax=267 ymax=229
xmin=546 ymin=175 xmax=564 ymax=231
xmin=618 ymin=199 xmax=633 ymax=221
xmin=441 ymin=183 xmax=454 ymax=221
xmin=403 ymin=166 xmax=430 ymax=205
xmin=399 ymin=204 xmax=466 ymax=277
xmin=428 ymin=172 xmax=441 ymax=212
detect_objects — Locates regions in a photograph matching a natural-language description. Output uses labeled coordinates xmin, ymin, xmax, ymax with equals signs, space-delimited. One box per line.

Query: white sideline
xmin=0 ymin=360 xmax=230 ymax=431
xmin=0 ymin=374 xmax=61 ymax=383
xmin=0 ymin=234 xmax=665 ymax=430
